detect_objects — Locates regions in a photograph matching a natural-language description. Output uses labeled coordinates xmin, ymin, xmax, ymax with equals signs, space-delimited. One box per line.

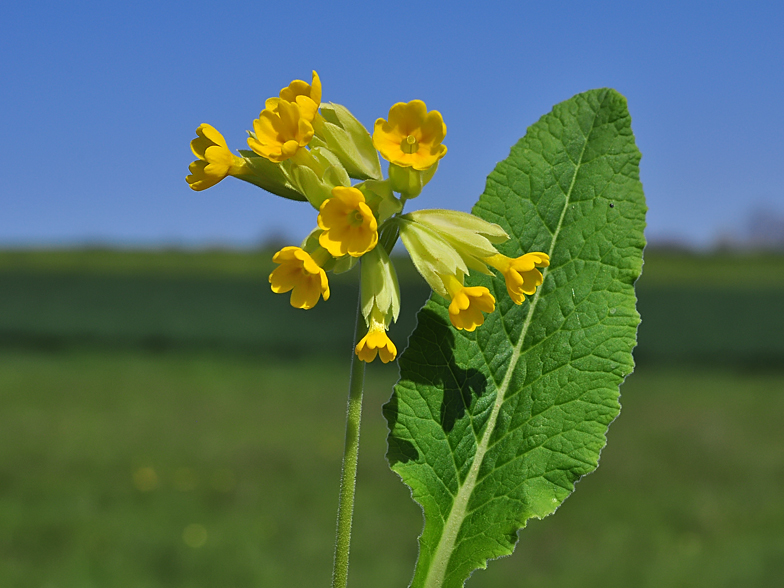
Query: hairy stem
xmin=331 ymin=286 xmax=367 ymax=588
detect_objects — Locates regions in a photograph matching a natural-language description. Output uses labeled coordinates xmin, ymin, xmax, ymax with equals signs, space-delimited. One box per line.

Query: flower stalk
xmin=332 ymin=287 xmax=367 ymax=588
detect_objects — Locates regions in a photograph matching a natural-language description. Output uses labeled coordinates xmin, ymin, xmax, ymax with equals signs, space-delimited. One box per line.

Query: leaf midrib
xmin=421 ymin=92 xmax=606 ymax=588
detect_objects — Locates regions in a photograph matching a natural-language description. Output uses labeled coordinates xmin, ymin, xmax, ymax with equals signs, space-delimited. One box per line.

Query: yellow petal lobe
xmin=355 ymin=326 xmax=397 ymax=364
xmin=279 ymin=71 xmax=322 ymax=114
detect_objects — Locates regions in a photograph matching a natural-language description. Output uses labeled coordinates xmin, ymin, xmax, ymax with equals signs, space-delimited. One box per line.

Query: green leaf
xmin=385 ymin=88 xmax=646 ymax=588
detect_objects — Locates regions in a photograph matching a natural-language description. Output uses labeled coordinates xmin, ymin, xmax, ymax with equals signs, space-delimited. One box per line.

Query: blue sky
xmin=1 ymin=0 xmax=782 ymax=248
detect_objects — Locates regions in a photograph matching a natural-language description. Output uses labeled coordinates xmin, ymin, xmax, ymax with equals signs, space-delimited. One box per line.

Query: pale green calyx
xmin=402 ymin=209 xmax=509 ymax=275
xmin=315 ymin=103 xmax=383 ymax=181
xmin=287 ymin=147 xmax=351 ymax=210
xmin=405 ymin=209 xmax=508 ymax=244
xmin=397 ymin=217 xmax=468 ymax=299
xmin=388 ymin=162 xmax=438 ymax=198
xmin=355 ymin=179 xmax=403 ymax=224
xmin=312 ymin=147 xmax=351 ymax=189
xmin=360 ymin=245 xmax=401 ymax=326
xmin=236 ymin=150 xmax=308 ymax=202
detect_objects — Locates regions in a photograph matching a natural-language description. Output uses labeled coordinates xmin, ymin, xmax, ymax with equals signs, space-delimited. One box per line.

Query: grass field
xmin=1 ymin=249 xmax=783 ymax=586
xmin=2 ymin=249 xmax=783 ymax=363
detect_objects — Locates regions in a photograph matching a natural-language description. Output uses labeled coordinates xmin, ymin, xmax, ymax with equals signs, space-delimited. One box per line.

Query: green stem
xmin=332 ymin=287 xmax=367 ymax=588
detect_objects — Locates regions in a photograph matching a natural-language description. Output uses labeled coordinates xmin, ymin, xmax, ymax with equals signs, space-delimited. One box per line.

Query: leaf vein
xmin=423 ymin=90 xmax=611 ymax=588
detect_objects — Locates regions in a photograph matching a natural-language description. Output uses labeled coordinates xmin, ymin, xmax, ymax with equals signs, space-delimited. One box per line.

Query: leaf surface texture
xmin=385 ymin=88 xmax=647 ymax=588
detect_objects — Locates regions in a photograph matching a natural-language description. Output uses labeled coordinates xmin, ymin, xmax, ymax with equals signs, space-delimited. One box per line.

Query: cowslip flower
xmin=248 ymin=98 xmax=316 ymax=163
xmin=318 ymin=186 xmax=378 ymax=257
xmin=269 ymin=246 xmax=330 ymax=309
xmin=397 ymin=215 xmax=494 ymax=330
xmin=187 ymin=124 xmax=248 ymax=191
xmin=397 ymin=213 xmax=548 ymax=331
xmin=442 ymin=273 xmax=496 ymax=332
xmin=265 ymin=70 xmax=322 ymax=116
xmin=373 ymin=100 xmax=447 ymax=170
xmin=355 ymin=320 xmax=397 ymax=363
xmin=355 ymin=245 xmax=400 ymax=363
xmin=486 ymin=252 xmax=550 ymax=304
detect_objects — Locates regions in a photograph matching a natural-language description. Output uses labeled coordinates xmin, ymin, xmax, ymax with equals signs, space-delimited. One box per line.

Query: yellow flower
xmin=443 ymin=274 xmax=495 ymax=332
xmin=318 ymin=186 xmax=378 ymax=257
xmin=373 ymin=100 xmax=447 ymax=170
xmin=186 ymin=124 xmax=247 ymax=191
xmin=248 ymin=99 xmax=315 ymax=163
xmin=355 ymin=324 xmax=397 ymax=364
xmin=269 ymin=246 xmax=330 ymax=309
xmin=486 ymin=252 xmax=550 ymax=304
xmin=265 ymin=70 xmax=322 ymax=116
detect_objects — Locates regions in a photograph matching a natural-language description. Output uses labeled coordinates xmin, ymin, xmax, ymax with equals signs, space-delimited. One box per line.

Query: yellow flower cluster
xmin=187 ymin=72 xmax=549 ymax=362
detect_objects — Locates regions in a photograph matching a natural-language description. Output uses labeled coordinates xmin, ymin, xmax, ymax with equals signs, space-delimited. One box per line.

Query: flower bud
xmin=286 ymin=146 xmax=351 ymax=209
xmin=315 ymin=103 xmax=383 ymax=181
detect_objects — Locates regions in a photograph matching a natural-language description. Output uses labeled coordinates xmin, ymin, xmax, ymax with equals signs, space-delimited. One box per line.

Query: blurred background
xmin=1 ymin=1 xmax=783 ymax=586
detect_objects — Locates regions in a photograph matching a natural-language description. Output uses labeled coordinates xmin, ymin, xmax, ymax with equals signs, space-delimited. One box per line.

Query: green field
xmin=2 ymin=249 xmax=783 ymax=364
xmin=1 ymin=249 xmax=783 ymax=586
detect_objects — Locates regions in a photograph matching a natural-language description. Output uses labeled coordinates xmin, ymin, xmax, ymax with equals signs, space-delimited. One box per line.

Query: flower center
xmin=349 ymin=209 xmax=365 ymax=227
xmin=401 ymin=134 xmax=419 ymax=154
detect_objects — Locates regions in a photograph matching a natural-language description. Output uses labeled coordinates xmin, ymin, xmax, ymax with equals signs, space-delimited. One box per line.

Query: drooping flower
xmin=355 ymin=324 xmax=397 ymax=363
xmin=318 ymin=186 xmax=378 ymax=257
xmin=186 ymin=124 xmax=248 ymax=191
xmin=486 ymin=252 xmax=550 ymax=304
xmin=354 ymin=245 xmax=400 ymax=363
xmin=373 ymin=100 xmax=447 ymax=170
xmin=269 ymin=246 xmax=330 ymax=309
xmin=443 ymin=274 xmax=496 ymax=332
xmin=248 ymin=99 xmax=316 ymax=163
